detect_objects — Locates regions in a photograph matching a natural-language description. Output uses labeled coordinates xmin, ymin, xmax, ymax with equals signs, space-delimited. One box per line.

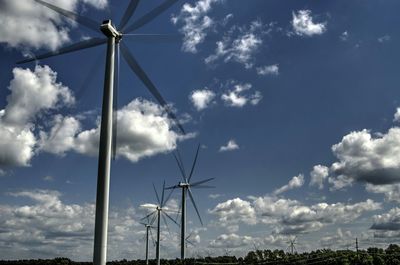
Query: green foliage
xmin=1 ymin=244 xmax=400 ymax=265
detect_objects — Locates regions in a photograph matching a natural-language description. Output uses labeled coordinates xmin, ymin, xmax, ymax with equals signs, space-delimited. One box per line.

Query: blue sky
xmin=1 ymin=0 xmax=400 ymax=261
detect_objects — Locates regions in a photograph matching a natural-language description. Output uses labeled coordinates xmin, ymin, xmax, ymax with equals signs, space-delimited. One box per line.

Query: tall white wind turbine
xmin=17 ymin=1 xmax=184 ymax=265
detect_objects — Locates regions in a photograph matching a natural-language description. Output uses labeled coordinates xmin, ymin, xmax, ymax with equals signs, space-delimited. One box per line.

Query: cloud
xmin=309 ymin=165 xmax=329 ymax=189
xmin=190 ymin=89 xmax=216 ymax=111
xmin=255 ymin=196 xmax=380 ymax=235
xmin=0 ymin=189 xmax=143 ymax=260
xmin=172 ymin=0 xmax=222 ymax=53
xmin=274 ymin=174 xmax=304 ymax=195
xmin=40 ymin=99 xmax=192 ymax=162
xmin=366 ymin=183 xmax=400 ymax=203
xmin=393 ymin=108 xmax=400 ymax=122
xmin=256 ymin=64 xmax=279 ymax=76
xmin=210 ymin=194 xmax=380 ymax=236
xmin=0 ymin=65 xmax=191 ymax=169
xmin=0 ymin=65 xmax=74 ymax=168
xmin=329 ymin=128 xmax=400 ymax=186
xmin=319 ymin=228 xmax=353 ymax=249
xmin=340 ymin=31 xmax=349 ymax=41
xmin=4 ymin=66 xmax=74 ymax=126
xmin=209 ymin=198 xmax=257 ymax=225
xmin=209 ymin=233 xmax=253 ymax=248
xmin=378 ymin=35 xmax=391 ymax=43
xmin=205 ymin=20 xmax=267 ymax=69
xmin=221 ymin=82 xmax=262 ymax=107
xmin=0 ymin=0 xmax=107 ymax=51
xmin=209 ymin=194 xmax=223 ymax=199
xmin=291 ymin=10 xmax=326 ymax=37
xmin=371 ymin=208 xmax=400 ymax=231
xmin=219 ymin=139 xmax=239 ymax=152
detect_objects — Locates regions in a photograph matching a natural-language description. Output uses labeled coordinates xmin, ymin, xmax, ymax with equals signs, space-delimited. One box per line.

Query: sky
xmin=1 ymin=0 xmax=400 ymax=261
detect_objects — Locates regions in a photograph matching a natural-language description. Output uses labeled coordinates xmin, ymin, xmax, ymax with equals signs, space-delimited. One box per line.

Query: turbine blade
xmin=173 ymin=152 xmax=186 ymax=182
xmin=186 ymin=240 xmax=195 ymax=247
xmin=190 ymin=177 xmax=215 ymax=187
xmin=161 ymin=180 xmax=166 ymax=207
xmin=141 ymin=210 xmax=157 ymax=221
xmin=191 ymin=185 xmax=215 ymax=189
xmin=119 ymin=0 xmax=140 ymax=30
xmin=150 ymin=212 xmax=157 ymax=226
xmin=149 ymin=228 xmax=156 ymax=247
xmin=188 ymin=144 xmax=201 ymax=182
xmin=123 ymin=0 xmax=181 ymax=33
xmin=163 ymin=211 xmax=179 ymax=227
xmin=186 ymin=231 xmax=194 ymax=240
xmin=120 ymin=42 xmax=185 ymax=134
xmin=165 ymin=185 xmax=179 ymax=190
xmin=34 ymin=0 xmax=99 ymax=33
xmin=163 ymin=185 xmax=176 ymax=205
xmin=17 ymin=37 xmax=107 ymax=64
xmin=176 ymin=148 xmax=187 ymax=180
xmin=188 ymin=188 xmax=203 ymax=226
xmin=161 ymin=213 xmax=171 ymax=236
xmin=152 ymin=183 xmax=161 ymax=205
xmin=124 ymin=34 xmax=181 ymax=42
xmin=112 ymin=43 xmax=120 ymax=160
xmin=75 ymin=49 xmax=104 ymax=101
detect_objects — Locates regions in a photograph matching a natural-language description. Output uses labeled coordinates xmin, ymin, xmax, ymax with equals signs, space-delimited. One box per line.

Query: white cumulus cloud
xmin=256 ymin=64 xmax=279 ymax=76
xmin=291 ymin=10 xmax=326 ymax=37
xmin=40 ymin=99 xmax=192 ymax=163
xmin=0 ymin=0 xmax=108 ymax=51
xmin=190 ymin=89 xmax=216 ymax=111
xmin=330 ymin=128 xmax=400 ymax=186
xmin=309 ymin=165 xmax=329 ymax=189
xmin=221 ymin=82 xmax=262 ymax=107
xmin=172 ymin=0 xmax=222 ymax=53
xmin=205 ymin=20 xmax=267 ymax=69
xmin=274 ymin=174 xmax=304 ymax=195
xmin=219 ymin=139 xmax=239 ymax=152
xmin=0 ymin=65 xmax=74 ymax=168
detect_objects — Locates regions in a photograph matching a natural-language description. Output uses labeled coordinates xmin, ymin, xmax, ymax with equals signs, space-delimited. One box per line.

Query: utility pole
xmin=356 ymin=237 xmax=359 ymax=263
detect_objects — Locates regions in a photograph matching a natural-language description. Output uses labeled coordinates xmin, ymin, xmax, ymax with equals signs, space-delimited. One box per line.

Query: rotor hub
xmin=179 ymin=182 xmax=190 ymax=188
xmin=100 ymin=19 xmax=122 ymax=40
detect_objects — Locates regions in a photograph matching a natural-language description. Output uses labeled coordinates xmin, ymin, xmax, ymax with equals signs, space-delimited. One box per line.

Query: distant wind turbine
xmin=286 ymin=236 xmax=297 ymax=255
xmin=17 ymin=1 xmax=184 ymax=265
xmin=166 ymin=144 xmax=215 ymax=261
xmin=141 ymin=181 xmax=179 ymax=265
xmin=140 ymin=217 xmax=156 ymax=265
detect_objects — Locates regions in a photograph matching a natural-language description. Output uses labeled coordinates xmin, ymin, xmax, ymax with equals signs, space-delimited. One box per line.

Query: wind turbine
xmin=140 ymin=217 xmax=156 ymax=265
xmin=141 ymin=181 xmax=179 ymax=265
xmin=17 ymin=1 xmax=184 ymax=265
xmin=166 ymin=144 xmax=215 ymax=261
xmin=286 ymin=236 xmax=297 ymax=255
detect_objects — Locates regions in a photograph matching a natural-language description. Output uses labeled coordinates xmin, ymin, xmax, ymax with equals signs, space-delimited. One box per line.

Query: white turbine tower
xmin=166 ymin=144 xmax=215 ymax=261
xmin=140 ymin=218 xmax=156 ymax=265
xmin=17 ymin=1 xmax=184 ymax=265
xmin=141 ymin=181 xmax=179 ymax=265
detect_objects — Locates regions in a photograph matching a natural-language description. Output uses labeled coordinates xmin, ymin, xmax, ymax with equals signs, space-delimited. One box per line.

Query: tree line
xmin=1 ymin=244 xmax=400 ymax=265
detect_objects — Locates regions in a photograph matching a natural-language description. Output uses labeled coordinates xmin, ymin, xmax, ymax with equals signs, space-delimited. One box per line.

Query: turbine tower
xmin=18 ymin=1 xmax=184 ymax=265
xmin=286 ymin=236 xmax=297 ymax=255
xmin=141 ymin=181 xmax=179 ymax=265
xmin=140 ymin=218 xmax=156 ymax=265
xmin=166 ymin=144 xmax=215 ymax=261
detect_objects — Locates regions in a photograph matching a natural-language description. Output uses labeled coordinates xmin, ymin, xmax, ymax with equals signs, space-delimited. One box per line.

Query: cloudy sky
xmin=1 ymin=0 xmax=400 ymax=261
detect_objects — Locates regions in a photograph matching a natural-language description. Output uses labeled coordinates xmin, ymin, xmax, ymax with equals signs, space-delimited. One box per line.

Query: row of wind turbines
xmin=17 ymin=1 xmax=213 ymax=265
xmin=140 ymin=145 xmax=214 ymax=265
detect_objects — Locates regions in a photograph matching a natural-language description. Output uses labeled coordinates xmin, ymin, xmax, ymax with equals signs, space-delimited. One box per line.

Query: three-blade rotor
xmin=166 ymin=144 xmax=215 ymax=226
xmin=18 ymin=0 xmax=186 ymax=159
